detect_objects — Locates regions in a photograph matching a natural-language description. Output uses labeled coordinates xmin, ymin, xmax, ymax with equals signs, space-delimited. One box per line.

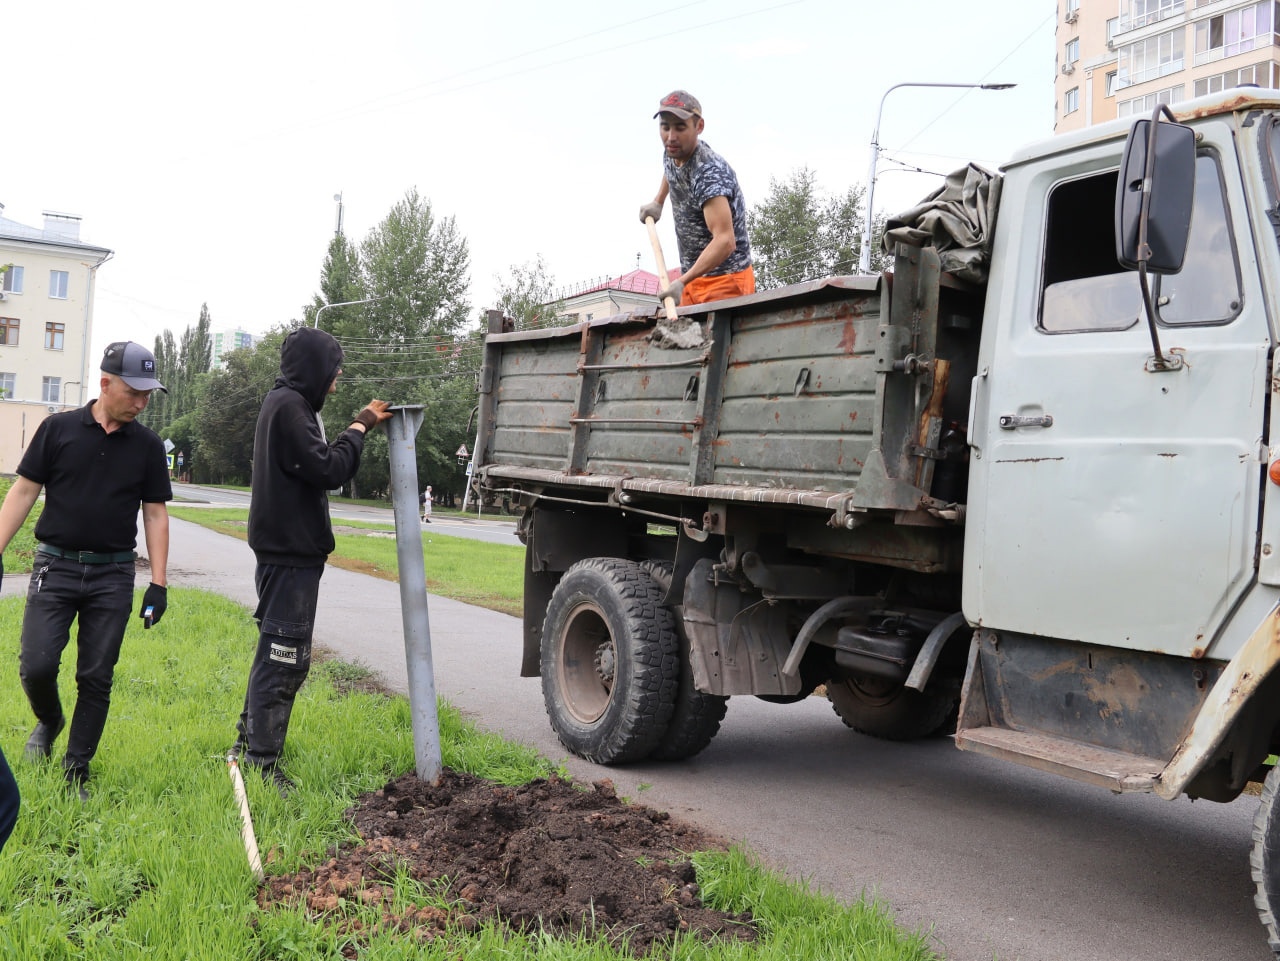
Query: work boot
xmin=24 ymin=716 xmax=65 ymax=761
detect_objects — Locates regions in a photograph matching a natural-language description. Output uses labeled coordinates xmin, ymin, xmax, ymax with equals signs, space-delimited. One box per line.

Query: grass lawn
xmin=0 ymin=588 xmax=940 ymax=960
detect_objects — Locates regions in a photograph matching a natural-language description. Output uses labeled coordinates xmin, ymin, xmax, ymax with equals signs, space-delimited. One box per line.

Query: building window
xmin=1066 ymin=0 xmax=1080 ymax=14
xmin=41 ymin=376 xmax=61 ymax=404
xmin=1106 ymin=70 xmax=1120 ymax=97
xmin=0 ymin=372 xmax=13 ymax=400
xmin=0 ymin=318 xmax=17 ymax=346
xmin=1065 ymin=87 xmax=1080 ymax=114
xmin=45 ymin=322 xmax=65 ymax=350
xmin=1117 ymin=84 xmax=1185 ymax=116
xmin=1121 ymin=0 xmax=1186 ymax=32
xmin=1194 ymin=1 xmax=1277 ymax=66
xmin=1066 ymin=38 xmax=1080 ymax=64
xmin=1107 ymin=17 xmax=1120 ymax=44
xmin=49 ymin=270 xmax=69 ymax=299
xmin=1118 ymin=27 xmax=1186 ymax=87
xmin=1 ymin=265 xmax=23 ymax=294
xmin=1194 ymin=60 xmax=1275 ymax=96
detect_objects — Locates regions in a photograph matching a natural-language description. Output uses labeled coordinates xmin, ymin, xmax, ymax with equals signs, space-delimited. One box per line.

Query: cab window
xmin=1040 ymin=152 xmax=1241 ymax=332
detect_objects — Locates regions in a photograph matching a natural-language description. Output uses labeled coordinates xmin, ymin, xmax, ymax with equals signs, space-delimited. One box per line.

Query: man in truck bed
xmin=638 ymin=89 xmax=754 ymax=305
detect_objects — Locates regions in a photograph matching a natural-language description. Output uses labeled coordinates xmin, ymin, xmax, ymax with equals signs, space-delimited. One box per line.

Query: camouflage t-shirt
xmin=663 ymin=140 xmax=752 ymax=276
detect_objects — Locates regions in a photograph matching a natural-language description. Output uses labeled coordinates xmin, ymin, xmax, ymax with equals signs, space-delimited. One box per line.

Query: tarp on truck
xmin=881 ymin=162 xmax=1001 ymax=285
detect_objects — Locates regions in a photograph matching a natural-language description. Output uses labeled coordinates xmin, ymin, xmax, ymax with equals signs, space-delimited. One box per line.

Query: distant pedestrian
xmin=422 ymin=486 xmax=433 ymax=524
xmin=233 ymin=327 xmax=391 ymax=795
xmin=0 ymin=340 xmax=172 ymax=802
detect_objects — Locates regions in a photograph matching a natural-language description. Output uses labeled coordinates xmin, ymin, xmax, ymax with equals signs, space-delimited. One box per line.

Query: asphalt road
xmin=5 ymin=509 xmax=1268 ymax=961
xmin=172 ymin=482 xmax=521 ymax=546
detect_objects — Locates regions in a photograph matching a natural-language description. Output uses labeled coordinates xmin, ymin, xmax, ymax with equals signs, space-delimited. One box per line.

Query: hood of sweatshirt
xmin=274 ymin=327 xmax=344 ymax=413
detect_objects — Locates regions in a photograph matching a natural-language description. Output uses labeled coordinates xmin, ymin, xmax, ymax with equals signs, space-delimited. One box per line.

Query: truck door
xmin=964 ymin=119 xmax=1270 ymax=657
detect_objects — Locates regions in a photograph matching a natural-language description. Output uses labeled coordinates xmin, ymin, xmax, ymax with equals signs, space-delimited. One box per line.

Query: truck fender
xmin=1157 ymin=600 xmax=1280 ymax=800
xmin=904 ymin=611 xmax=971 ymax=692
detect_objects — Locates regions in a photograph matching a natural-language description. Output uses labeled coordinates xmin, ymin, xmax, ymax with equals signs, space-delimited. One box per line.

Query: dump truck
xmin=469 ymin=88 xmax=1280 ymax=950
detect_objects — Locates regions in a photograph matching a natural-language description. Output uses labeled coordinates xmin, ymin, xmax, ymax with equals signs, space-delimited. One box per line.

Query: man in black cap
xmin=639 ymin=89 xmax=754 ymax=306
xmin=0 ymin=340 xmax=171 ymax=801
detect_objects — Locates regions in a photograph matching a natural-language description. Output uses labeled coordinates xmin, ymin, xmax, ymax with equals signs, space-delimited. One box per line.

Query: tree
xmin=489 ymin=256 xmax=560 ymax=330
xmin=306 ymin=233 xmax=365 ymax=331
xmin=748 ymin=168 xmax=887 ymax=290
xmin=192 ymin=330 xmax=285 ymax=484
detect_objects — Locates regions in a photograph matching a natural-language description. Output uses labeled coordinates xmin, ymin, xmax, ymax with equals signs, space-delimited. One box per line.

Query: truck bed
xmin=475 ymin=248 xmax=980 ymax=522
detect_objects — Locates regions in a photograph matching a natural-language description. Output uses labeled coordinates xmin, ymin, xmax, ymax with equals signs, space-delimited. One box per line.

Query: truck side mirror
xmin=1115 ymin=109 xmax=1195 ymax=274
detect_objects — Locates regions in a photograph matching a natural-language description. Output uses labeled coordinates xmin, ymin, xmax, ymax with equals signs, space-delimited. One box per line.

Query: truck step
xmin=955 ymin=726 xmax=1165 ymax=794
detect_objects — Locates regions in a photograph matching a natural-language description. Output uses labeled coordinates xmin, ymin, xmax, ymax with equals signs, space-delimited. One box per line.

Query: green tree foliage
xmin=325 ymin=188 xmax=472 ymax=499
xmin=490 ymin=256 xmax=560 ymax=330
xmin=192 ymin=329 xmax=286 ymax=485
xmin=307 ymin=233 xmax=365 ymax=331
xmin=748 ymin=167 xmax=887 ymax=289
xmin=146 ymin=305 xmax=213 ymax=433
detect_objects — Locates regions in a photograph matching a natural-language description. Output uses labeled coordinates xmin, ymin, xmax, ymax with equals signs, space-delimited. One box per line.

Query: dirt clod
xmin=258 ymin=767 xmax=757 ymax=955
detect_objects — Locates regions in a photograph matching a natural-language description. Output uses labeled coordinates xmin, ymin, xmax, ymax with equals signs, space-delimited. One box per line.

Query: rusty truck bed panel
xmin=484 ymin=288 xmax=884 ymax=495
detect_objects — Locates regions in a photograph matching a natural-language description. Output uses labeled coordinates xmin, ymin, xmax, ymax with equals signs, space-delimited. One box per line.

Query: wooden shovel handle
xmin=645 ymin=217 xmax=680 ymax=321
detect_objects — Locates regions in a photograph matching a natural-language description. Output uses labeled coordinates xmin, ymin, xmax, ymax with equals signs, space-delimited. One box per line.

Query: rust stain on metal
xmin=1082 ymin=663 xmax=1149 ymax=719
xmin=839 ymin=318 xmax=858 ymax=355
xmin=640 ymin=375 xmax=651 ymax=390
xmin=848 ymin=410 xmax=858 ymax=422
xmin=994 ymin=457 xmax=1066 ymax=464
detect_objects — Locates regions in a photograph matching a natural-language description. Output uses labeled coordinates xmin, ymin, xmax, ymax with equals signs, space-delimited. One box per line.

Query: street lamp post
xmin=313 ymin=297 xmax=378 ymax=329
xmin=859 ymin=81 xmax=1016 ymax=274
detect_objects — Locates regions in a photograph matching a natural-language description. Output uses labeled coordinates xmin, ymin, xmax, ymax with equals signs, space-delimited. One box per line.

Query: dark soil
xmin=258 ymin=768 xmax=758 ymax=956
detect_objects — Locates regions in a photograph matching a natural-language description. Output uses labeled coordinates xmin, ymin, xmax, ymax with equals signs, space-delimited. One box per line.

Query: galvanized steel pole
xmin=386 ymin=405 xmax=442 ymax=784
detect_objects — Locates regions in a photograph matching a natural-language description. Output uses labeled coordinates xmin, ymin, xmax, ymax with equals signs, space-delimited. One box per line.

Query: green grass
xmin=167 ymin=507 xmax=525 ymax=617
xmin=0 ymin=588 xmax=940 ymax=960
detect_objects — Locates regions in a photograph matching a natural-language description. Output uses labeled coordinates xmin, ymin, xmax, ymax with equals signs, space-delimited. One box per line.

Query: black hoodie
xmin=247 ymin=327 xmax=367 ymax=566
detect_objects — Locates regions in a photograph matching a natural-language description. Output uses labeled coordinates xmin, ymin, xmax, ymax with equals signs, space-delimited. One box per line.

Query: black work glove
xmin=140 ymin=583 xmax=167 ymax=628
xmin=0 ymin=554 xmax=4 ymax=586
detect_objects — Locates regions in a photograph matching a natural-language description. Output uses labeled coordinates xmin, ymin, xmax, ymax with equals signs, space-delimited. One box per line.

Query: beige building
xmin=1056 ymin=0 xmax=1280 ymax=132
xmin=0 ymin=205 xmax=112 ymax=474
xmin=553 ymin=268 xmax=676 ymax=326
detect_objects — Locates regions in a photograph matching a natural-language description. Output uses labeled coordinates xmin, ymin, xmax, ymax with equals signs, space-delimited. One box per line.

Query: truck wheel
xmin=640 ymin=561 xmax=729 ymax=762
xmin=1251 ymin=763 xmax=1280 ymax=953
xmin=541 ymin=558 xmax=679 ymax=764
xmin=826 ymin=674 xmax=957 ymax=742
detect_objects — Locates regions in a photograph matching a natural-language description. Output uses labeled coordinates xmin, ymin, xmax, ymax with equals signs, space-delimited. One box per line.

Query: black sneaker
xmin=65 ymin=769 xmax=89 ymax=803
xmin=247 ymin=761 xmax=295 ymax=798
xmin=24 ymin=716 xmax=66 ymax=761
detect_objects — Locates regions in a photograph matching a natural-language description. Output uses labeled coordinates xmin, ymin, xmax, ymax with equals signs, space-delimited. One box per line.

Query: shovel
xmin=644 ymin=216 xmax=680 ymax=322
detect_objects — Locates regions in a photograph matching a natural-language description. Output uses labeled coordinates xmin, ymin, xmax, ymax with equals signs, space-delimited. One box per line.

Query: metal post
xmin=858 ymin=81 xmax=1016 ymax=274
xmin=313 ymin=296 xmax=378 ymax=329
xmin=386 ymin=405 xmax=442 ymax=784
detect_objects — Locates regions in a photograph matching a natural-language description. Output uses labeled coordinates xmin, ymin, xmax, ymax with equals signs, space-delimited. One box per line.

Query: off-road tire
xmin=1252 ymin=762 xmax=1280 ymax=954
xmin=541 ymin=558 xmax=679 ymax=764
xmin=826 ymin=674 xmax=957 ymax=742
xmin=640 ymin=561 xmax=729 ymax=761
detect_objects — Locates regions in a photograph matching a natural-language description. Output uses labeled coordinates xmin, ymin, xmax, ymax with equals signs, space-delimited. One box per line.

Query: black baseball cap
xmin=101 ymin=341 xmax=167 ymax=392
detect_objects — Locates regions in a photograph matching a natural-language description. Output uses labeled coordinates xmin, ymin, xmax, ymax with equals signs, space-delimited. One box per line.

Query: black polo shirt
xmin=18 ymin=401 xmax=172 ymax=553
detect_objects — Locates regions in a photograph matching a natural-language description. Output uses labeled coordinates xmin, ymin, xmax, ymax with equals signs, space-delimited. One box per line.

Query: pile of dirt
xmin=258 ymin=768 xmax=758 ymax=956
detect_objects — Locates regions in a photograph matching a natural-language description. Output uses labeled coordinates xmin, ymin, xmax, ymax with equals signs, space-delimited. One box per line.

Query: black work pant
xmin=236 ymin=563 xmax=320 ymax=767
xmin=19 ymin=553 xmax=135 ymax=778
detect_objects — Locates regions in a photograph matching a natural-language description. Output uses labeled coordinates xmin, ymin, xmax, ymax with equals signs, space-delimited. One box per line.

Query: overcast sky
xmin=5 ymin=0 xmax=1055 ymax=361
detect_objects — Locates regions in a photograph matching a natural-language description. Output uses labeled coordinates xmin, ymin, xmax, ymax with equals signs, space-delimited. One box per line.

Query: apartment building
xmin=1056 ymin=0 xmax=1280 ymax=132
xmin=212 ymin=327 xmax=261 ymax=369
xmin=0 ymin=205 xmax=112 ymax=474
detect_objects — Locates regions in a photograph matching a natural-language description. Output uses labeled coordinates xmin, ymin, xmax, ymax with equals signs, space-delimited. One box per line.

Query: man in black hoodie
xmin=234 ymin=327 xmax=391 ymax=793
